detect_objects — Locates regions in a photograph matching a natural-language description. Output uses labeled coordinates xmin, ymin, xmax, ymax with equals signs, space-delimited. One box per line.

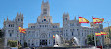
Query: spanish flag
xmin=79 ymin=17 xmax=89 ymax=23
xmin=18 ymin=26 xmax=26 ymax=34
xmin=93 ymin=18 xmax=104 ymax=24
xmin=101 ymin=32 xmax=107 ymax=35
xmin=53 ymin=35 xmax=55 ymax=38
xmin=95 ymin=32 xmax=101 ymax=36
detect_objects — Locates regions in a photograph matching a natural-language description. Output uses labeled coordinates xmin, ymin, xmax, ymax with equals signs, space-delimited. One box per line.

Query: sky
xmin=0 ymin=0 xmax=111 ymax=28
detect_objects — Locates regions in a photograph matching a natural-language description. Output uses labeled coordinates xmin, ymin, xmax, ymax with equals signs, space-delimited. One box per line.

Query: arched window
xmin=18 ymin=18 xmax=19 ymax=21
xmin=49 ymin=40 xmax=50 ymax=44
xmin=49 ymin=34 xmax=50 ymax=37
xmin=40 ymin=33 xmax=47 ymax=38
xmin=65 ymin=18 xmax=67 ymax=20
xmin=9 ymin=25 xmax=10 ymax=27
xmin=21 ymin=19 xmax=23 ymax=21
xmin=49 ymin=19 xmax=50 ymax=22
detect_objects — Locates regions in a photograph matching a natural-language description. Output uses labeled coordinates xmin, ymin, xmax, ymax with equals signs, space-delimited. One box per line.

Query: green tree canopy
xmin=0 ymin=30 xmax=4 ymax=38
xmin=87 ymin=34 xmax=99 ymax=46
xmin=8 ymin=40 xmax=17 ymax=47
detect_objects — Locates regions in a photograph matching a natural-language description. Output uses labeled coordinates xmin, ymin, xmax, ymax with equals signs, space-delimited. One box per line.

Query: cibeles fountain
xmin=73 ymin=37 xmax=80 ymax=46
xmin=54 ymin=34 xmax=80 ymax=47
xmin=39 ymin=34 xmax=99 ymax=49
xmin=54 ymin=34 xmax=63 ymax=47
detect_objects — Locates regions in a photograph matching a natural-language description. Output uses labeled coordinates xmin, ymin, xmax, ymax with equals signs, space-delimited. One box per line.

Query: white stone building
xmin=3 ymin=0 xmax=103 ymax=47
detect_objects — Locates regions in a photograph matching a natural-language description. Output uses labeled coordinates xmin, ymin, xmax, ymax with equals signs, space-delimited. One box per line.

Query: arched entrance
xmin=40 ymin=33 xmax=47 ymax=46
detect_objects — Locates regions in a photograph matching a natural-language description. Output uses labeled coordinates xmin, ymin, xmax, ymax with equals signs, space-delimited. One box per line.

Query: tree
xmin=87 ymin=34 xmax=99 ymax=46
xmin=0 ymin=29 xmax=4 ymax=38
xmin=24 ymin=42 xmax=27 ymax=47
xmin=8 ymin=40 xmax=17 ymax=47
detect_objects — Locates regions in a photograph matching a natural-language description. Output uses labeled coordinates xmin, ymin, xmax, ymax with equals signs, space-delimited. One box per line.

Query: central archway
xmin=40 ymin=33 xmax=47 ymax=46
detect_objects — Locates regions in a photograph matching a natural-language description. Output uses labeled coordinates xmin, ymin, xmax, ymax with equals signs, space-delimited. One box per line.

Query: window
xmin=66 ymin=33 xmax=68 ymax=36
xmin=13 ymin=24 xmax=14 ymax=27
xmin=43 ymin=12 xmax=47 ymax=14
xmin=31 ymin=26 xmax=35 ymax=28
xmin=53 ymin=40 xmax=55 ymax=45
xmin=36 ymin=41 xmax=38 ymax=45
xmin=36 ymin=33 xmax=38 ymax=37
xmin=82 ymin=33 xmax=83 ymax=36
xmin=18 ymin=18 xmax=19 ymax=21
xmin=42 ymin=20 xmax=43 ymax=22
xmin=10 ymin=33 xmax=12 ymax=37
xmin=77 ymin=29 xmax=79 ymax=31
xmin=77 ymin=23 xmax=79 ymax=26
xmin=49 ymin=40 xmax=50 ymax=44
xmin=70 ymin=23 xmax=74 ymax=26
xmin=43 ymin=25 xmax=44 ymax=27
xmin=53 ymin=26 xmax=57 ymax=28
xmin=12 ymin=30 xmax=14 ymax=33
xmin=66 ymin=30 xmax=67 ymax=32
xmin=9 ymin=25 xmax=10 ymax=27
xmin=40 ymin=25 xmax=41 ymax=27
xmin=73 ymin=29 xmax=75 ymax=31
xmin=45 ymin=25 xmax=46 ymax=27
xmin=49 ymin=34 xmax=50 ymax=37
xmin=65 ymin=18 xmax=67 ymax=20
xmin=8 ymin=30 xmax=10 ymax=32
xmin=21 ymin=19 xmax=23 ymax=21
xmin=49 ymin=19 xmax=50 ymax=22
xmin=43 ymin=9 xmax=47 ymax=11
xmin=9 ymin=24 xmax=14 ymax=27
xmin=28 ymin=40 xmax=30 ymax=43
xmin=72 ymin=32 xmax=73 ymax=36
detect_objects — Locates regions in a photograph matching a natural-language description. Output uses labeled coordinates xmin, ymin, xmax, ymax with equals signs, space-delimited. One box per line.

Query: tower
xmin=41 ymin=0 xmax=50 ymax=16
xmin=15 ymin=12 xmax=23 ymax=27
xmin=63 ymin=12 xmax=69 ymax=27
xmin=63 ymin=12 xmax=69 ymax=22
xmin=15 ymin=12 xmax=24 ymax=46
xmin=37 ymin=0 xmax=52 ymax=23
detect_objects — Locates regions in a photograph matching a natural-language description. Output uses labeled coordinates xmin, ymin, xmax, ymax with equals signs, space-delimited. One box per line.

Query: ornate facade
xmin=3 ymin=0 xmax=103 ymax=47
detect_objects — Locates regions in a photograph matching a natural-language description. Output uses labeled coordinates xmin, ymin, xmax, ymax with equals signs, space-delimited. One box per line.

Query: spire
xmin=22 ymin=14 xmax=23 ymax=17
xmin=42 ymin=0 xmax=44 ymax=3
xmin=67 ymin=12 xmax=69 ymax=14
xmin=74 ymin=16 xmax=76 ymax=20
xmin=63 ymin=12 xmax=65 ymax=17
xmin=7 ymin=16 xmax=8 ymax=21
xmin=66 ymin=12 xmax=69 ymax=16
xmin=63 ymin=12 xmax=65 ymax=15
xmin=17 ymin=12 xmax=19 ymax=16
xmin=20 ymin=12 xmax=21 ymax=16
xmin=4 ymin=18 xmax=5 ymax=21
xmin=46 ymin=0 xmax=49 ymax=3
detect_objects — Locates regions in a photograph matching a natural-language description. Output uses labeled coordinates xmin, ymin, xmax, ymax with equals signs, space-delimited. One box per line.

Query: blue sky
xmin=0 ymin=0 xmax=111 ymax=28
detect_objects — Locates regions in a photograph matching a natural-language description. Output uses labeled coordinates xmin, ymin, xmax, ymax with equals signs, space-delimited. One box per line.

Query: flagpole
xmin=92 ymin=16 xmax=96 ymax=49
xmin=101 ymin=23 xmax=103 ymax=49
xmin=94 ymin=33 xmax=96 ymax=49
xmin=78 ymin=15 xmax=82 ymax=49
xmin=100 ymin=35 xmax=103 ymax=49
xmin=108 ymin=22 xmax=110 ymax=49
